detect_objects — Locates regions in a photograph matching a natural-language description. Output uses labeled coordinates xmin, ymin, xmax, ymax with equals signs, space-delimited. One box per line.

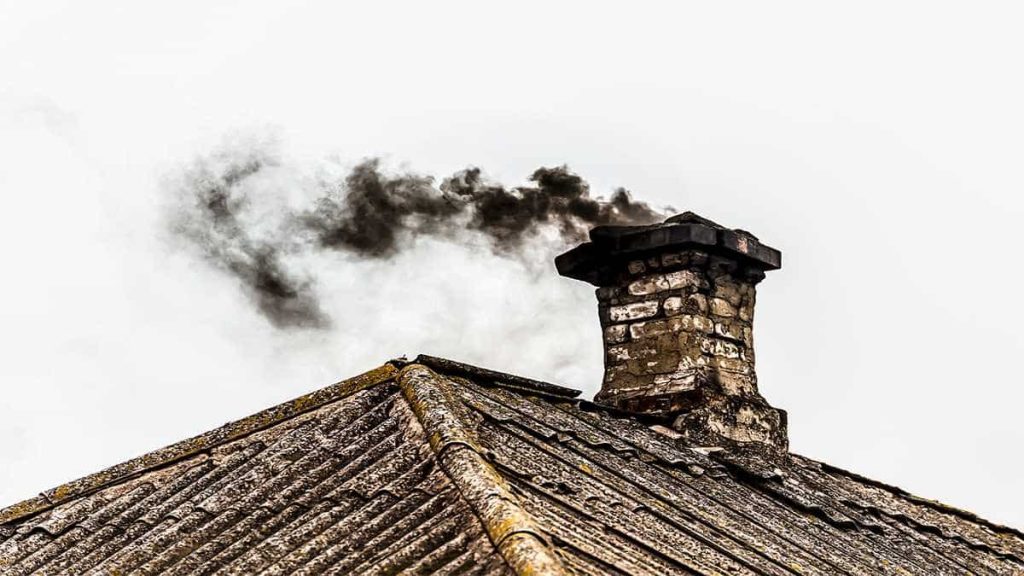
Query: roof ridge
xmin=396 ymin=363 xmax=571 ymax=576
xmin=0 ymin=363 xmax=398 ymax=525
xmin=410 ymin=354 xmax=582 ymax=399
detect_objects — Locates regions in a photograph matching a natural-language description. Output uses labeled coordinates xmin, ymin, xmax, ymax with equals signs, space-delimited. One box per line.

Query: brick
xmin=609 ymin=301 xmax=659 ymax=322
xmin=668 ymin=315 xmax=713 ymax=334
xmin=663 ymin=297 xmax=684 ymax=316
xmin=666 ymin=270 xmax=702 ymax=290
xmin=630 ymin=319 xmax=670 ymax=339
xmin=701 ymin=337 xmax=741 ymax=359
xmin=686 ymin=294 xmax=708 ymax=313
xmin=675 ymin=353 xmax=707 ymax=370
xmin=628 ymin=270 xmax=701 ymax=296
xmin=713 ymin=280 xmax=743 ymax=306
xmin=626 ymin=350 xmax=680 ymax=375
xmin=710 ymin=356 xmax=749 ymax=373
xmin=607 ymin=339 xmax=661 ymax=363
xmin=739 ymin=300 xmax=754 ymax=321
xmin=710 ymin=298 xmax=737 ymax=318
xmin=627 ymin=260 xmax=646 ymax=275
xmin=717 ymin=371 xmax=755 ymax=396
xmin=604 ymin=324 xmax=629 ymax=344
xmin=714 ymin=321 xmax=743 ymax=341
xmin=652 ymin=370 xmax=702 ymax=391
xmin=606 ymin=344 xmax=631 ymax=363
xmin=627 ymin=274 xmax=669 ymax=296
xmin=660 ymin=252 xmax=686 ymax=267
xmin=603 ymin=364 xmax=631 ymax=385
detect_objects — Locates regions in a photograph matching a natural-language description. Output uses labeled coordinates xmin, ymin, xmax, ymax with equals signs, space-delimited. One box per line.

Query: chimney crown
xmin=556 ymin=212 xmax=788 ymax=452
xmin=555 ymin=211 xmax=780 ymax=286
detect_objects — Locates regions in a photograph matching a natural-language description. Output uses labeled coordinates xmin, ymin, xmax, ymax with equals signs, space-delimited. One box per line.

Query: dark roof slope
xmin=2 ymin=357 xmax=1023 ymax=575
xmin=0 ymin=365 xmax=515 ymax=575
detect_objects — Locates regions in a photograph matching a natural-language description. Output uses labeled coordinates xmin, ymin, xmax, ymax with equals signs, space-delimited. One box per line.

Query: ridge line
xmin=397 ymin=363 xmax=570 ymax=576
xmin=0 ymin=363 xmax=398 ymax=525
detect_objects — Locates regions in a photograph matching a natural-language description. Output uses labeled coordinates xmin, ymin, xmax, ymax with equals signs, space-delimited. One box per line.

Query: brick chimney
xmin=555 ymin=212 xmax=788 ymax=451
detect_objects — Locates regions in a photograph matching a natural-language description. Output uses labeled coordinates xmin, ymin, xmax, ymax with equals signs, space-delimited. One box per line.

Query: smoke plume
xmin=167 ymin=140 xmax=666 ymax=329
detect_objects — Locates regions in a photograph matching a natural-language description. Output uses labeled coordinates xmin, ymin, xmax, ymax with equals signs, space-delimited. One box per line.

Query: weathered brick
xmin=666 ymin=270 xmax=702 ymax=290
xmin=739 ymin=300 xmax=754 ymax=321
xmin=660 ymin=252 xmax=686 ymax=267
xmin=626 ymin=350 xmax=680 ymax=375
xmin=604 ymin=324 xmax=629 ymax=344
xmin=676 ymin=333 xmax=704 ymax=361
xmin=607 ymin=339 xmax=661 ymax=363
xmin=669 ymin=314 xmax=714 ymax=334
xmin=714 ymin=321 xmax=744 ymax=341
xmin=663 ymin=297 xmax=684 ymax=316
xmin=603 ymin=363 xmax=631 ymax=385
xmin=717 ymin=371 xmax=755 ymax=396
xmin=630 ymin=319 xmax=670 ymax=339
xmin=606 ymin=344 xmax=631 ymax=363
xmin=652 ymin=369 xmax=702 ymax=391
xmin=710 ymin=298 xmax=737 ymax=318
xmin=701 ymin=337 xmax=741 ymax=359
xmin=627 ymin=275 xmax=665 ymax=296
xmin=627 ymin=270 xmax=701 ymax=296
xmin=609 ymin=301 xmax=659 ymax=322
xmin=713 ymin=280 xmax=743 ymax=306
xmin=686 ymin=294 xmax=708 ymax=314
xmin=627 ymin=260 xmax=646 ymax=275
xmin=675 ymin=352 xmax=708 ymax=370
xmin=710 ymin=356 xmax=749 ymax=373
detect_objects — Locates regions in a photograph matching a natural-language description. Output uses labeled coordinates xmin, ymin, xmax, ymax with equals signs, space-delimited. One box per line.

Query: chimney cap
xmin=556 ymin=211 xmax=781 ymax=285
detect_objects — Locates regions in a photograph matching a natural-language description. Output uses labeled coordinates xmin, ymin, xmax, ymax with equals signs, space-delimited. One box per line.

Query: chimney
xmin=555 ymin=212 xmax=788 ymax=451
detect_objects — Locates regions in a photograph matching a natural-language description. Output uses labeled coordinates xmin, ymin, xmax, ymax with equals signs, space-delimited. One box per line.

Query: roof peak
xmin=0 ymin=354 xmax=580 ymax=525
xmin=407 ymin=354 xmax=581 ymax=399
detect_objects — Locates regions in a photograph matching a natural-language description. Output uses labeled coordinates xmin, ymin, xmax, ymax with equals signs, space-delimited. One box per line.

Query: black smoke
xmin=304 ymin=159 xmax=461 ymax=258
xmin=170 ymin=149 xmax=329 ymax=329
xmin=170 ymin=149 xmax=666 ymax=329
xmin=441 ymin=166 xmax=662 ymax=249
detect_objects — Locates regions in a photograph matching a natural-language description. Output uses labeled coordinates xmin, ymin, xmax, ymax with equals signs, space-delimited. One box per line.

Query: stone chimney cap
xmin=556 ymin=211 xmax=782 ymax=286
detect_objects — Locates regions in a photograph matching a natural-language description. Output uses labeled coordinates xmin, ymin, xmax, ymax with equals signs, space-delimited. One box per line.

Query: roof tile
xmin=2 ymin=357 xmax=1022 ymax=575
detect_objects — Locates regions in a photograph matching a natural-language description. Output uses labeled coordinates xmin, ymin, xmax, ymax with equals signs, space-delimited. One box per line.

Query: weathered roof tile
xmin=2 ymin=357 xmax=1022 ymax=574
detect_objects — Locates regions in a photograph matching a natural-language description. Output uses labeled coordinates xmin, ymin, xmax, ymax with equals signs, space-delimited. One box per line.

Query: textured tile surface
xmin=3 ymin=357 xmax=1023 ymax=575
xmin=0 ymin=378 xmax=509 ymax=575
xmin=448 ymin=371 xmax=1024 ymax=575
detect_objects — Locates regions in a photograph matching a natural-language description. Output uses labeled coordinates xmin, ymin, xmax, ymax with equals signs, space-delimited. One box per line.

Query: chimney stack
xmin=556 ymin=212 xmax=788 ymax=451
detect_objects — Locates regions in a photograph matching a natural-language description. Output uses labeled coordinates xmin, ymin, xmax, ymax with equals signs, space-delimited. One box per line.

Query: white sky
xmin=2 ymin=1 xmax=1024 ymax=529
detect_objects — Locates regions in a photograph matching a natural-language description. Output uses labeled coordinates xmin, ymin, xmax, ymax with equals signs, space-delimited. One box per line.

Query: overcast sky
xmin=3 ymin=1 xmax=1024 ymax=529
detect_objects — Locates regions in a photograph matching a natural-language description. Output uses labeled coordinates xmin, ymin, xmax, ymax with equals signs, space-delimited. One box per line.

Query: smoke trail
xmin=168 ymin=140 xmax=666 ymax=329
xmin=303 ymin=159 xmax=462 ymax=258
xmin=302 ymin=161 xmax=662 ymax=257
xmin=168 ymin=144 xmax=329 ymax=329
xmin=441 ymin=166 xmax=662 ymax=249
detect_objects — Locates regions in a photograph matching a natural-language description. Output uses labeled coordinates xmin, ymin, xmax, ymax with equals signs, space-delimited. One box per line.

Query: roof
xmin=2 ymin=356 xmax=1023 ymax=575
